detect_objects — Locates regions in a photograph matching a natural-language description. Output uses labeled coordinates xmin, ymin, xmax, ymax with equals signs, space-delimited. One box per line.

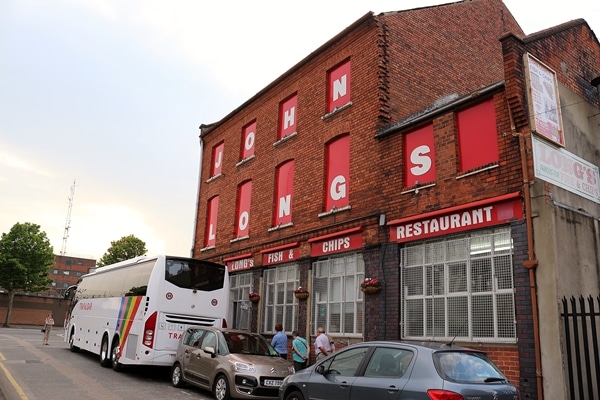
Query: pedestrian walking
xmin=42 ymin=312 xmax=54 ymax=345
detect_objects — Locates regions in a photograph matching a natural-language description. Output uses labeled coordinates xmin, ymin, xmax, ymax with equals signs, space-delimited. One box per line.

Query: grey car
xmin=279 ymin=340 xmax=520 ymax=400
xmin=172 ymin=326 xmax=295 ymax=400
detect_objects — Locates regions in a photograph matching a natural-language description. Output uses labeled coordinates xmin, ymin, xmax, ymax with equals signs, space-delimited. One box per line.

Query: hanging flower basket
xmin=361 ymin=285 xmax=382 ymax=295
xmin=293 ymin=287 xmax=309 ymax=300
xmin=360 ymin=278 xmax=382 ymax=295
xmin=294 ymin=291 xmax=310 ymax=300
xmin=248 ymin=292 xmax=260 ymax=303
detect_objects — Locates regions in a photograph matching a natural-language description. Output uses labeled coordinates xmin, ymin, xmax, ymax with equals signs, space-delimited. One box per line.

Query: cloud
xmin=0 ymin=150 xmax=52 ymax=177
xmin=53 ymin=202 xmax=167 ymax=259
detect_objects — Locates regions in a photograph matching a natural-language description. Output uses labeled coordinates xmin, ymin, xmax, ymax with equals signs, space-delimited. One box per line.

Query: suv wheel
xmin=171 ymin=363 xmax=185 ymax=387
xmin=213 ymin=374 xmax=231 ymax=400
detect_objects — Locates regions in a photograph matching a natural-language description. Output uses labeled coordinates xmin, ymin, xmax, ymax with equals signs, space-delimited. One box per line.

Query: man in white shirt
xmin=315 ymin=327 xmax=332 ymax=360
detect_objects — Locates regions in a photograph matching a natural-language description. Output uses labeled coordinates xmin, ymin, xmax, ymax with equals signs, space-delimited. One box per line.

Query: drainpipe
xmin=191 ymin=127 xmax=205 ymax=258
xmin=515 ymin=130 xmax=543 ymax=400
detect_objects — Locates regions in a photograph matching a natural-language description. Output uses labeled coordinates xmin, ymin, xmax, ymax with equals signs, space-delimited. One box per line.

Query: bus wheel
xmin=68 ymin=331 xmax=80 ymax=353
xmin=100 ymin=337 xmax=111 ymax=367
xmin=213 ymin=374 xmax=231 ymax=400
xmin=111 ymin=343 xmax=123 ymax=372
xmin=171 ymin=362 xmax=185 ymax=387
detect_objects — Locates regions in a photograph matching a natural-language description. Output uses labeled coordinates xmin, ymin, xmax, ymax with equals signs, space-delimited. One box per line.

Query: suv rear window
xmin=433 ymin=351 xmax=507 ymax=384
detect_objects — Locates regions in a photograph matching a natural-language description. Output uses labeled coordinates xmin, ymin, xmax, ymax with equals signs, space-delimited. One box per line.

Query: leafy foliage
xmin=97 ymin=234 xmax=147 ymax=267
xmin=0 ymin=222 xmax=55 ymax=326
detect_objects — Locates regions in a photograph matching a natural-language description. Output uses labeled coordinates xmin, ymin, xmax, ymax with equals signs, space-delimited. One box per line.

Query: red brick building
xmin=44 ymin=255 xmax=96 ymax=297
xmin=0 ymin=255 xmax=95 ymax=326
xmin=192 ymin=1 xmax=600 ymax=398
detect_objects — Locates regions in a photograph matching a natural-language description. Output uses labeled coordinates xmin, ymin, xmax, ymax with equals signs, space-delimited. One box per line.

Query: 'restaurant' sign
xmin=388 ymin=193 xmax=523 ymax=243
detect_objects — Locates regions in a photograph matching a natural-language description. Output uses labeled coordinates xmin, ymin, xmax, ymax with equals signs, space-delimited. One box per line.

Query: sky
xmin=1 ymin=0 xmax=599 ymax=261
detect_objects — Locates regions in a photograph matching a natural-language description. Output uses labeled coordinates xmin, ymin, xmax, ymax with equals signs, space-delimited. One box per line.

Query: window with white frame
xmin=229 ymin=272 xmax=253 ymax=330
xmin=312 ymin=254 xmax=365 ymax=336
xmin=401 ymin=227 xmax=516 ymax=343
xmin=262 ymin=264 xmax=299 ymax=334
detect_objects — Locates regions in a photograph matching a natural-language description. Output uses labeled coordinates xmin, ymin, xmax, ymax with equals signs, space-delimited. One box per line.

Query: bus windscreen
xmin=165 ymin=258 xmax=225 ymax=291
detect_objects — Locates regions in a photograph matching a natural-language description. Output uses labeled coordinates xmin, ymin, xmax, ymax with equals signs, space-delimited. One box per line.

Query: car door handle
xmin=386 ymin=385 xmax=400 ymax=393
xmin=339 ymin=381 xmax=350 ymax=388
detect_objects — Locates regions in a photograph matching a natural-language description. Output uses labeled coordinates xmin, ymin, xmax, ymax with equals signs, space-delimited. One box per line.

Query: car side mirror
xmin=315 ymin=365 xmax=326 ymax=375
xmin=203 ymin=346 xmax=216 ymax=357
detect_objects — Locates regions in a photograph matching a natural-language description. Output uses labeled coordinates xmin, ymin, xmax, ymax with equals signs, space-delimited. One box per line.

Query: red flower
xmin=360 ymin=278 xmax=381 ymax=289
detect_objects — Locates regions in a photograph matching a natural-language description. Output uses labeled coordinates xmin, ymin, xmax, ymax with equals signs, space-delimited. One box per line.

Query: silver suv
xmin=171 ymin=326 xmax=295 ymax=400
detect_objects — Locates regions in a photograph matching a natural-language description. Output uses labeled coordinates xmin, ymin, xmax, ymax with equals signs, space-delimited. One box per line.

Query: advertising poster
xmin=524 ymin=53 xmax=564 ymax=146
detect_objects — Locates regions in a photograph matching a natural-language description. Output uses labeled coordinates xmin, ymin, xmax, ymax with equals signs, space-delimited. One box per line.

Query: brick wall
xmin=0 ymin=293 xmax=69 ymax=327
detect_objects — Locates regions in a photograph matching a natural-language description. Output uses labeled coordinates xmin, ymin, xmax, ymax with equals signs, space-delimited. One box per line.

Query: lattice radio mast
xmin=60 ymin=179 xmax=77 ymax=255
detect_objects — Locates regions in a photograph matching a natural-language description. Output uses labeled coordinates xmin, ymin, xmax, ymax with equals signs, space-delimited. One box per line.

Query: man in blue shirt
xmin=271 ymin=323 xmax=288 ymax=359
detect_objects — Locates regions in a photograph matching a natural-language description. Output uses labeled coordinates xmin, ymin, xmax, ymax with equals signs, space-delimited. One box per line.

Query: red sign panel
xmin=328 ymin=60 xmax=351 ymax=112
xmin=325 ymin=135 xmax=350 ymax=212
xmin=236 ymin=181 xmax=252 ymax=238
xmin=457 ymin=98 xmax=498 ymax=171
xmin=205 ymin=196 xmax=219 ymax=247
xmin=275 ymin=160 xmax=294 ymax=226
xmin=211 ymin=142 xmax=224 ymax=176
xmin=279 ymin=95 xmax=297 ymax=139
xmin=388 ymin=193 xmax=522 ymax=243
xmin=310 ymin=229 xmax=363 ymax=257
xmin=405 ymin=124 xmax=436 ymax=187
xmin=262 ymin=246 xmax=300 ymax=266
xmin=225 ymin=255 xmax=254 ymax=273
xmin=241 ymin=121 xmax=256 ymax=160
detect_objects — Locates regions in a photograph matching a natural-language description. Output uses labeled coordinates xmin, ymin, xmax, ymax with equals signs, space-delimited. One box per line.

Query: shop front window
xmin=312 ymin=254 xmax=364 ymax=336
xmin=262 ymin=264 xmax=299 ymax=334
xmin=401 ymin=227 xmax=516 ymax=343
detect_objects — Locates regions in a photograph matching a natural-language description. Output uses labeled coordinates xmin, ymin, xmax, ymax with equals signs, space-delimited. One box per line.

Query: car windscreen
xmin=223 ymin=332 xmax=279 ymax=356
xmin=434 ymin=351 xmax=507 ymax=384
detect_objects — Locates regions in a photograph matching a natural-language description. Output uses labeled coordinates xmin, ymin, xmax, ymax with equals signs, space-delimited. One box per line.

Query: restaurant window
xmin=229 ymin=272 xmax=253 ymax=331
xmin=262 ymin=264 xmax=299 ymax=334
xmin=401 ymin=227 xmax=515 ymax=343
xmin=312 ymin=254 xmax=364 ymax=336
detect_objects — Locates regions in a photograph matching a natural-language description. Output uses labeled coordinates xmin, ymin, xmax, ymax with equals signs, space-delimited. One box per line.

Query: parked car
xmin=279 ymin=340 xmax=520 ymax=400
xmin=171 ymin=326 xmax=295 ymax=400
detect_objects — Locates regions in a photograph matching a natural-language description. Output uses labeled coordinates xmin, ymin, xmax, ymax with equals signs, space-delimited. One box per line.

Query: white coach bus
xmin=64 ymin=255 xmax=229 ymax=371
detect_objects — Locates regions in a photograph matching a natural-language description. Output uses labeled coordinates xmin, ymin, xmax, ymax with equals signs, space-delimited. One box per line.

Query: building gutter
xmin=512 ymin=119 xmax=543 ymax=399
xmin=191 ymin=132 xmax=205 ymax=258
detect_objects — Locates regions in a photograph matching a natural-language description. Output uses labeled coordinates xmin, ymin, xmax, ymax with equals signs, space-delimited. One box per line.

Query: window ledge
xmin=206 ymin=173 xmax=223 ymax=183
xmin=268 ymin=222 xmax=294 ymax=232
xmin=401 ymin=182 xmax=436 ymax=195
xmin=321 ymin=101 xmax=353 ymax=120
xmin=230 ymin=235 xmax=250 ymax=244
xmin=273 ymin=131 xmax=297 ymax=147
xmin=318 ymin=205 xmax=352 ymax=218
xmin=456 ymin=164 xmax=499 ymax=179
xmin=236 ymin=154 xmax=255 ymax=167
xmin=200 ymin=245 xmax=215 ymax=252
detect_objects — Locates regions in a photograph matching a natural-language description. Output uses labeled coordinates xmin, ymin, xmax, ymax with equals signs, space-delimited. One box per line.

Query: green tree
xmin=97 ymin=234 xmax=147 ymax=267
xmin=0 ymin=222 xmax=55 ymax=327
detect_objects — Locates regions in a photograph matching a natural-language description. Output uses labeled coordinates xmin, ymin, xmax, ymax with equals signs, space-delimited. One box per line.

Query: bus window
xmin=165 ymin=259 xmax=225 ymax=291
